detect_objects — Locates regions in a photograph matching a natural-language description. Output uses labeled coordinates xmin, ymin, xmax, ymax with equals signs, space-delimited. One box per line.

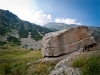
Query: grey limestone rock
xmin=42 ymin=26 xmax=96 ymax=57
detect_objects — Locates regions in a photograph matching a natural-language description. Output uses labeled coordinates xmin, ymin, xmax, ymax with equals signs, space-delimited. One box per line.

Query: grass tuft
xmin=4 ymin=63 xmax=12 ymax=74
xmin=27 ymin=62 xmax=56 ymax=75
xmin=71 ymin=51 xmax=100 ymax=75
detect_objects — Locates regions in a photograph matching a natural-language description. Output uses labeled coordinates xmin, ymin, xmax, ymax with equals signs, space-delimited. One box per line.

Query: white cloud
xmin=0 ymin=0 xmax=32 ymax=14
xmin=55 ymin=18 xmax=81 ymax=25
xmin=0 ymin=0 xmax=52 ymax=25
xmin=0 ymin=0 xmax=81 ymax=25
xmin=30 ymin=10 xmax=52 ymax=25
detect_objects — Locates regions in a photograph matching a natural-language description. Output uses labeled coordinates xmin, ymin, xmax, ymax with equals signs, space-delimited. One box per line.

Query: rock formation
xmin=49 ymin=50 xmax=100 ymax=75
xmin=42 ymin=26 xmax=96 ymax=57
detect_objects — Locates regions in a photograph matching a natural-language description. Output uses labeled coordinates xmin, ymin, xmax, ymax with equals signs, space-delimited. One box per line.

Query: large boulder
xmin=42 ymin=26 xmax=96 ymax=57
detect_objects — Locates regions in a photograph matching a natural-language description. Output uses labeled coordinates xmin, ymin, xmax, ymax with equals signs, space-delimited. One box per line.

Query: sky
xmin=0 ymin=0 xmax=100 ymax=26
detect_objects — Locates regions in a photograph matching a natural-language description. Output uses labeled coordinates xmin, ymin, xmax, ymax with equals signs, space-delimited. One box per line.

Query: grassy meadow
xmin=0 ymin=45 xmax=100 ymax=75
xmin=0 ymin=45 xmax=56 ymax=75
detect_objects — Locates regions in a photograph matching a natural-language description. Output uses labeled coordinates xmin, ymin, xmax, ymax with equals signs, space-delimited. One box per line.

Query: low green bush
xmin=7 ymin=35 xmax=20 ymax=45
xmin=0 ymin=46 xmax=8 ymax=49
xmin=0 ymin=41 xmax=7 ymax=46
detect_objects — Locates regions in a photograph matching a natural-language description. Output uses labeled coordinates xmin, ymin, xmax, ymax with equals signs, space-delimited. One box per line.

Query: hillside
xmin=43 ymin=22 xmax=100 ymax=42
xmin=0 ymin=9 xmax=53 ymax=49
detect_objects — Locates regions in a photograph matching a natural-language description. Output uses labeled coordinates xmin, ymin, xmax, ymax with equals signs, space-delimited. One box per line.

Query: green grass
xmin=0 ymin=45 xmax=42 ymax=75
xmin=27 ymin=62 xmax=56 ymax=75
xmin=71 ymin=51 xmax=100 ymax=75
xmin=0 ymin=45 xmax=56 ymax=75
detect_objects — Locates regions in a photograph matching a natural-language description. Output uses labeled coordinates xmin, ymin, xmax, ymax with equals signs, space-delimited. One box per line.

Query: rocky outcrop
xmin=49 ymin=49 xmax=82 ymax=75
xmin=50 ymin=67 xmax=81 ymax=75
xmin=49 ymin=50 xmax=100 ymax=75
xmin=42 ymin=26 xmax=96 ymax=57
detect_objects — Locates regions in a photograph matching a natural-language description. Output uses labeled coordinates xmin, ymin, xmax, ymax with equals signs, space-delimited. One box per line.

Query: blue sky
xmin=0 ymin=0 xmax=100 ymax=26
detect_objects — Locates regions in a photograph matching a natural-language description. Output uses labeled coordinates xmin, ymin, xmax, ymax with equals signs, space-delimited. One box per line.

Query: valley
xmin=0 ymin=9 xmax=100 ymax=75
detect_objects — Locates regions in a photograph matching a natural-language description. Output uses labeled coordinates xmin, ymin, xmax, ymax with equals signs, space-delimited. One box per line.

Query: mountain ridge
xmin=43 ymin=22 xmax=100 ymax=42
xmin=0 ymin=9 xmax=100 ymax=50
xmin=0 ymin=9 xmax=53 ymax=49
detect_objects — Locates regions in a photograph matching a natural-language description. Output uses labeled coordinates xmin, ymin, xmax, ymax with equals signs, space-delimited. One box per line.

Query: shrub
xmin=0 ymin=27 xmax=6 ymax=35
xmin=0 ymin=46 xmax=8 ymax=49
xmin=31 ymin=30 xmax=42 ymax=41
xmin=7 ymin=35 xmax=20 ymax=45
xmin=29 ymin=48 xmax=34 ymax=50
xmin=18 ymin=29 xmax=28 ymax=38
xmin=0 ymin=41 xmax=7 ymax=46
